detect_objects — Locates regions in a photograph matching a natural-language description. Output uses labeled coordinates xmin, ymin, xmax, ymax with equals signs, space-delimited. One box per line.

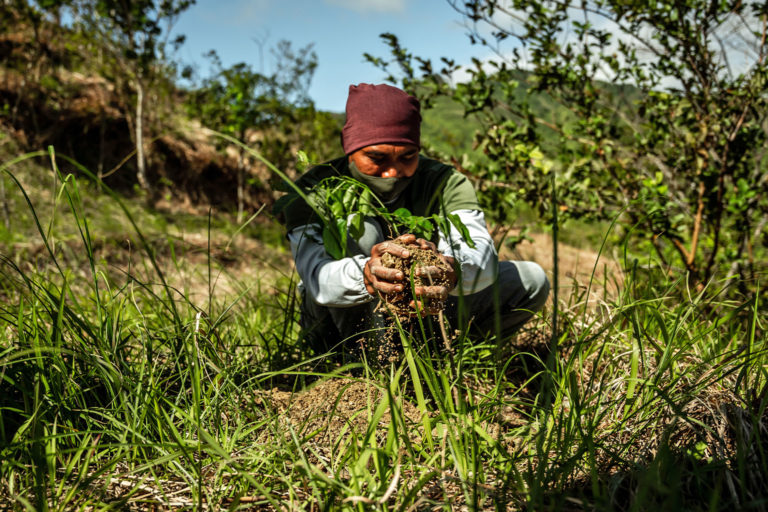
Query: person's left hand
xmin=408 ymin=238 xmax=457 ymax=316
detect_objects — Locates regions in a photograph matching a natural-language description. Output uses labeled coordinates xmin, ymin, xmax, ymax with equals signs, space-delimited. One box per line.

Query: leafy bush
xmin=367 ymin=0 xmax=768 ymax=292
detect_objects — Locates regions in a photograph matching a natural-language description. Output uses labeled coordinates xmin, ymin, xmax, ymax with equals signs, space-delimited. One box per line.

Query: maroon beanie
xmin=341 ymin=83 xmax=421 ymax=155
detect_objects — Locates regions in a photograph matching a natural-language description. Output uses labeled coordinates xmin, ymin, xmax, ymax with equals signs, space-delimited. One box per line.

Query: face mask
xmin=348 ymin=160 xmax=414 ymax=203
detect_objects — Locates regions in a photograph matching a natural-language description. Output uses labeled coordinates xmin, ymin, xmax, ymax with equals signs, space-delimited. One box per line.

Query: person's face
xmin=348 ymin=143 xmax=419 ymax=179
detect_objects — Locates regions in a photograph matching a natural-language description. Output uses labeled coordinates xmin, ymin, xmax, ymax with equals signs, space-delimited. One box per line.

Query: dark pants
xmin=300 ymin=260 xmax=550 ymax=358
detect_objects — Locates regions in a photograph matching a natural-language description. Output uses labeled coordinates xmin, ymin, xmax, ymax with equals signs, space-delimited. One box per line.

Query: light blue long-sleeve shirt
xmin=288 ymin=209 xmax=498 ymax=307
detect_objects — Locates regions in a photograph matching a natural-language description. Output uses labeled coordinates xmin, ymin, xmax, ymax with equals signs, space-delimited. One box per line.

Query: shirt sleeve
xmin=437 ymin=209 xmax=498 ymax=295
xmin=287 ymin=225 xmax=374 ymax=307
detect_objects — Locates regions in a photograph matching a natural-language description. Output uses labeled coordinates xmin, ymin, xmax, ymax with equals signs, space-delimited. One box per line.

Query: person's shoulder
xmin=296 ymin=156 xmax=348 ymax=188
xmin=412 ymin=155 xmax=455 ymax=188
xmin=417 ymin=155 xmax=454 ymax=175
xmin=414 ymin=154 xmax=479 ymax=212
xmin=275 ymin=155 xmax=347 ymax=229
xmin=414 ymin=155 xmax=466 ymax=190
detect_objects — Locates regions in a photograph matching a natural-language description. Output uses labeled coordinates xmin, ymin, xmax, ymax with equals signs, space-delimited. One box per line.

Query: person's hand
xmin=363 ymin=234 xmax=415 ymax=296
xmin=364 ymin=234 xmax=458 ymax=316
xmin=409 ymin=239 xmax=457 ymax=315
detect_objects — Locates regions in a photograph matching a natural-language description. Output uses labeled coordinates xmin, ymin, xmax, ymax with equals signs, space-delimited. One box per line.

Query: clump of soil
xmin=356 ymin=240 xmax=454 ymax=364
xmin=379 ymin=240 xmax=452 ymax=321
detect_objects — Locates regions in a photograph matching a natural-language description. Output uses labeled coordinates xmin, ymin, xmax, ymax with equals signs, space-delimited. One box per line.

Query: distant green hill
xmin=420 ymin=76 xmax=641 ymax=160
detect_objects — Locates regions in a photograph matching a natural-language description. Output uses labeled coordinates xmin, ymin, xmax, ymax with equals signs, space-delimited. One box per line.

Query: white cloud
xmin=189 ymin=0 xmax=270 ymax=27
xmin=231 ymin=0 xmax=271 ymax=25
xmin=324 ymin=0 xmax=405 ymax=14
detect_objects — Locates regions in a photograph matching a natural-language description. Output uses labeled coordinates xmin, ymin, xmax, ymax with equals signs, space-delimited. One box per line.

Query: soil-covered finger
xmin=394 ymin=234 xmax=417 ymax=245
xmin=376 ymin=241 xmax=411 ymax=259
xmin=414 ymin=285 xmax=449 ymax=301
xmin=415 ymin=265 xmax=448 ymax=281
xmin=373 ymin=280 xmax=405 ymax=295
xmin=371 ymin=265 xmax=405 ymax=282
xmin=414 ymin=238 xmax=437 ymax=252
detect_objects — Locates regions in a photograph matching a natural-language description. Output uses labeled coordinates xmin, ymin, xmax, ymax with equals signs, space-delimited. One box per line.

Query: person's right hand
xmin=363 ymin=234 xmax=416 ymax=296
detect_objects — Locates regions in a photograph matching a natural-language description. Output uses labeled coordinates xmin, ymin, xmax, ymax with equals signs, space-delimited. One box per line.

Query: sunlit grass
xmin=0 ymin=150 xmax=765 ymax=510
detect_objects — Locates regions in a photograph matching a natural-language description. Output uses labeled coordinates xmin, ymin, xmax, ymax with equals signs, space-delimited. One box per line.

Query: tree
xmin=188 ymin=42 xmax=340 ymax=222
xmin=188 ymin=50 xmax=283 ymax=221
xmin=367 ymin=0 xmax=768 ymax=289
xmin=74 ymin=0 xmax=194 ymax=194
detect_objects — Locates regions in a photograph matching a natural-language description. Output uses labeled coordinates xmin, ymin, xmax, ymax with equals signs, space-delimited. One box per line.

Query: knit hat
xmin=341 ymin=83 xmax=421 ymax=155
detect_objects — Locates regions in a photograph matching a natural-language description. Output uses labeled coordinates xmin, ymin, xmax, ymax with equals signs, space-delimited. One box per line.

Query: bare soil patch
xmin=499 ymin=231 xmax=623 ymax=306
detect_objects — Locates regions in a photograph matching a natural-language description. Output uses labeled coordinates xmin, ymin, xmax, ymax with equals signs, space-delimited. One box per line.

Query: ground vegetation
xmin=0 ymin=0 xmax=766 ymax=509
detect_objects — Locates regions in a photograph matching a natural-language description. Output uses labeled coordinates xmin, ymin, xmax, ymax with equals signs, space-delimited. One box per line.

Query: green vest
xmin=278 ymin=155 xmax=480 ymax=242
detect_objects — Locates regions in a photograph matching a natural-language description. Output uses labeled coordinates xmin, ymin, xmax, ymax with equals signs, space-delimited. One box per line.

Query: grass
xmin=0 ymin=149 xmax=766 ymax=510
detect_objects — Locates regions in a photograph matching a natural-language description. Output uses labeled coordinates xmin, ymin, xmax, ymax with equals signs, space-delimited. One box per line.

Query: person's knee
xmin=509 ymin=260 xmax=550 ymax=314
xmin=527 ymin=262 xmax=550 ymax=313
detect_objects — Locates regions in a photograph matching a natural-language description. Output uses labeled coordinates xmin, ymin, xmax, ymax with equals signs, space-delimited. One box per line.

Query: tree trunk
xmin=237 ymin=148 xmax=245 ymax=223
xmin=135 ymin=78 xmax=149 ymax=193
xmin=0 ymin=174 xmax=10 ymax=230
xmin=97 ymin=111 xmax=105 ymax=186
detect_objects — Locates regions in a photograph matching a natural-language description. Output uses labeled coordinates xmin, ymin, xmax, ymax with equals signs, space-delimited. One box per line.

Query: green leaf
xmin=359 ymin=188 xmax=375 ymax=216
xmin=322 ymin=225 xmax=343 ymax=260
xmin=446 ymin=213 xmax=475 ymax=248
xmin=349 ymin=212 xmax=365 ymax=241
xmin=393 ymin=207 xmax=413 ymax=219
xmin=416 ymin=218 xmax=434 ymax=239
xmin=329 ymin=191 xmax=344 ymax=217
xmin=336 ymin=217 xmax=348 ymax=252
xmin=341 ymin=183 xmax=357 ymax=211
xmin=296 ymin=150 xmax=309 ymax=172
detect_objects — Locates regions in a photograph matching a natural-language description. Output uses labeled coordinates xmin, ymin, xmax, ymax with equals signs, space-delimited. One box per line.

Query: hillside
xmin=0 ymin=10 xmax=623 ymax=305
xmin=0 ymin=6 xmax=619 ymax=300
xmin=0 ymin=8 xmax=342 ymax=218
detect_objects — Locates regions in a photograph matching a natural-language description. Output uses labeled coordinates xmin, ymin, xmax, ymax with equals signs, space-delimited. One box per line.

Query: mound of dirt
xmin=265 ymin=378 xmax=425 ymax=459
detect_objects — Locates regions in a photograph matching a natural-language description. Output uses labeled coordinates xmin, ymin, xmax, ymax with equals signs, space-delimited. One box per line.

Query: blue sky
xmin=171 ymin=0 xmax=484 ymax=112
